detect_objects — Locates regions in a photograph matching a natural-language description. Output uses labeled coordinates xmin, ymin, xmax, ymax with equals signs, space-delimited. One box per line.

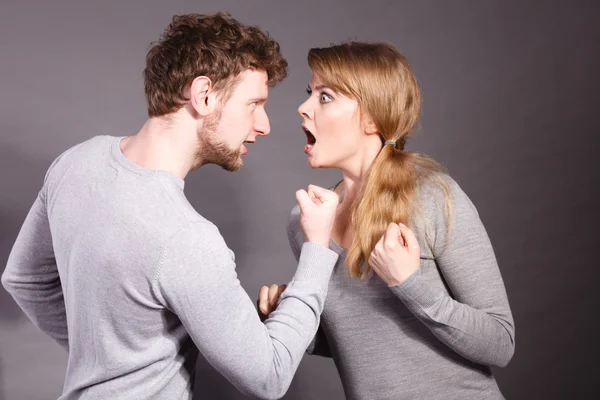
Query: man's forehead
xmin=238 ymin=69 xmax=268 ymax=87
xmin=233 ymin=70 xmax=268 ymax=99
xmin=241 ymin=68 xmax=268 ymax=81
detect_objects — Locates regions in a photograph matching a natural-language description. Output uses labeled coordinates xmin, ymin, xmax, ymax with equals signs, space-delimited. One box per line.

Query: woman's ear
xmin=362 ymin=115 xmax=379 ymax=136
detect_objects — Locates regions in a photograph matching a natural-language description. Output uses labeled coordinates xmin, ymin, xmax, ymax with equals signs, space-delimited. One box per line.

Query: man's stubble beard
xmin=192 ymin=109 xmax=243 ymax=172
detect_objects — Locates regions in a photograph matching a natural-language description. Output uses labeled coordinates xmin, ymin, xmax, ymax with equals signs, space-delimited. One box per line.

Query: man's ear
xmin=189 ymin=76 xmax=218 ymax=117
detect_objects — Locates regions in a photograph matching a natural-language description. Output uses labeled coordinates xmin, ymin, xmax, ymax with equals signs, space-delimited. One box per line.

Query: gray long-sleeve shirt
xmin=287 ymin=177 xmax=515 ymax=400
xmin=1 ymin=135 xmax=339 ymax=400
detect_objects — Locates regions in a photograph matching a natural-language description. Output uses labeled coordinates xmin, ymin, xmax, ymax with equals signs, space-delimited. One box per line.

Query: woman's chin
xmin=306 ymin=155 xmax=320 ymax=168
xmin=306 ymin=151 xmax=338 ymax=169
xmin=307 ymin=158 xmax=332 ymax=169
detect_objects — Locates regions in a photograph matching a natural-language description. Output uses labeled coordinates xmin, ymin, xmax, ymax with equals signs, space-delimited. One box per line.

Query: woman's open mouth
xmin=303 ymin=126 xmax=316 ymax=154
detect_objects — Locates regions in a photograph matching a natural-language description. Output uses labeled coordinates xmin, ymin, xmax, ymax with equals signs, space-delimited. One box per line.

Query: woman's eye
xmin=320 ymin=93 xmax=332 ymax=103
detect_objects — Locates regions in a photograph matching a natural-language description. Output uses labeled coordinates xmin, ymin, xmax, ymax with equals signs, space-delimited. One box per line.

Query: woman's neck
xmin=336 ymin=137 xmax=383 ymax=206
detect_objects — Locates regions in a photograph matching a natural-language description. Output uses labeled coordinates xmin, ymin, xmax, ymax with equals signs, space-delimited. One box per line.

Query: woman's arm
xmin=379 ymin=178 xmax=515 ymax=367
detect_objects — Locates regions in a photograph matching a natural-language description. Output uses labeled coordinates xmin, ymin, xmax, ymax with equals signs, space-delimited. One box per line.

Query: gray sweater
xmin=1 ymin=135 xmax=339 ymax=400
xmin=287 ymin=177 xmax=515 ymax=400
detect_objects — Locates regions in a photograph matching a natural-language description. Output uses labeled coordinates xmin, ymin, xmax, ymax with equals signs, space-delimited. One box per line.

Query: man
xmin=1 ymin=12 xmax=339 ymax=400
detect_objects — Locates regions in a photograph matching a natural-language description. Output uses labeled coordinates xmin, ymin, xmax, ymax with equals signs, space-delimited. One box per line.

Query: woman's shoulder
xmin=416 ymin=172 xmax=473 ymax=213
xmin=414 ymin=172 xmax=482 ymax=251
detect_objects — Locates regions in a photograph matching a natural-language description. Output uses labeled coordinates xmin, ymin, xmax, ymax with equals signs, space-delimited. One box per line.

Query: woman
xmin=259 ymin=42 xmax=515 ymax=399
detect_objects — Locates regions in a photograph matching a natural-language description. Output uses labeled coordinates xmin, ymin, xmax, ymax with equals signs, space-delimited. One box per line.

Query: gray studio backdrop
xmin=1 ymin=1 xmax=598 ymax=399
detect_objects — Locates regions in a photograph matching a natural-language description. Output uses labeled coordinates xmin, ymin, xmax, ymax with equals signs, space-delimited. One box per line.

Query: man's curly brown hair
xmin=143 ymin=12 xmax=288 ymax=117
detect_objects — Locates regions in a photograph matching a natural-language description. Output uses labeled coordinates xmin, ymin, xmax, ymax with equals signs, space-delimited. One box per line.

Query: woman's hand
xmin=369 ymin=222 xmax=420 ymax=286
xmin=257 ymin=284 xmax=287 ymax=321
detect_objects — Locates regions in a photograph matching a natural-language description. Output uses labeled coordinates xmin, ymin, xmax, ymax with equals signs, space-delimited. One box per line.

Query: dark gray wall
xmin=1 ymin=1 xmax=598 ymax=399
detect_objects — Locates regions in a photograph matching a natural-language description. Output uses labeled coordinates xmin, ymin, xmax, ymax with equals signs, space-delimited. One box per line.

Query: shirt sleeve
xmin=389 ymin=177 xmax=515 ymax=367
xmin=286 ymin=208 xmax=332 ymax=358
xmin=152 ymin=222 xmax=339 ymax=399
xmin=1 ymin=153 xmax=72 ymax=351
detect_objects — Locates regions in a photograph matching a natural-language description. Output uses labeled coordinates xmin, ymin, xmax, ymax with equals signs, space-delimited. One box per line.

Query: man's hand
xmin=296 ymin=185 xmax=339 ymax=248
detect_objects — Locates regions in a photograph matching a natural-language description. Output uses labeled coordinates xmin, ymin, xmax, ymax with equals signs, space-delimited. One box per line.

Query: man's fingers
xmin=307 ymin=186 xmax=322 ymax=204
xmin=307 ymin=185 xmax=338 ymax=204
xmin=295 ymin=189 xmax=312 ymax=210
xmin=307 ymin=184 xmax=325 ymax=196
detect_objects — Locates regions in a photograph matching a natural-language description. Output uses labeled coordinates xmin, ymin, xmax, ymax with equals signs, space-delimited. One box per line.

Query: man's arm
xmin=153 ymin=222 xmax=338 ymax=400
xmin=2 ymin=188 xmax=68 ymax=351
xmin=287 ymin=210 xmax=332 ymax=358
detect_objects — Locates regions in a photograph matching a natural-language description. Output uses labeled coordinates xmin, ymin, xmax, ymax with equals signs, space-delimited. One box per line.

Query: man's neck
xmin=121 ymin=117 xmax=197 ymax=180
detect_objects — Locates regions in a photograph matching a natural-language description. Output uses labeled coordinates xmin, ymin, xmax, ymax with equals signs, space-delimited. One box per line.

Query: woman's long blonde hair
xmin=308 ymin=42 xmax=452 ymax=279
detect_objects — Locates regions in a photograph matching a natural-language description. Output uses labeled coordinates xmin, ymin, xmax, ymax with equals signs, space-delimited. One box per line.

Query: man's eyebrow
xmin=249 ymin=96 xmax=268 ymax=103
